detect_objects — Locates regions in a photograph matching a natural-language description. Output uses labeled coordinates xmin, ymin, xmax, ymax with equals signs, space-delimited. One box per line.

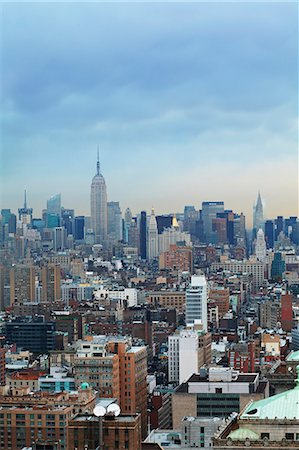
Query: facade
xmin=90 ymin=153 xmax=108 ymax=245
xmin=10 ymin=264 xmax=35 ymax=305
xmin=74 ymin=215 xmax=85 ymax=240
xmin=146 ymin=291 xmax=186 ymax=314
xmin=148 ymin=208 xmax=158 ymax=261
xmin=94 ymin=287 xmax=138 ymax=307
xmin=39 ymin=367 xmax=75 ymax=392
xmin=255 ymin=228 xmax=266 ymax=262
xmin=182 ymin=416 xmax=224 ymax=449
xmin=208 ymin=287 xmax=230 ymax=319
xmin=172 ymin=367 xmax=268 ymax=429
xmin=4 ymin=317 xmax=56 ymax=353
xmin=74 ymin=338 xmax=120 ymax=400
xmin=168 ymin=329 xmax=211 ymax=384
xmin=53 ymin=226 xmax=65 ymax=251
xmin=185 ymin=275 xmax=208 ymax=330
xmin=201 ymin=201 xmax=224 ymax=244
xmin=0 ymin=386 xmax=95 ymax=450
xmin=107 ymin=201 xmax=122 ymax=242
xmin=0 ymin=345 xmax=5 ymax=386
xmin=139 ymin=210 xmax=147 ymax=260
xmin=7 ymin=369 xmax=46 ymax=392
xmin=211 ymin=258 xmax=265 ymax=290
xmin=281 ymin=292 xmax=293 ymax=332
xmin=68 ymin=411 xmax=142 ymax=450
xmin=265 ymin=219 xmax=274 ymax=249
xmin=158 ymin=226 xmax=191 ymax=254
xmin=159 ymin=244 xmax=193 ymax=272
xmin=107 ymin=340 xmax=148 ymax=438
xmin=41 ymin=264 xmax=61 ymax=303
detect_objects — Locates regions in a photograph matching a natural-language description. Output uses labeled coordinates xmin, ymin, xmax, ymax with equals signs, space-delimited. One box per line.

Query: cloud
xmin=1 ymin=2 xmax=298 ymax=221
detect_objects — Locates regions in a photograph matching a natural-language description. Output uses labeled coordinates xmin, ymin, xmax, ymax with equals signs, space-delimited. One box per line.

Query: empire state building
xmin=90 ymin=152 xmax=107 ymax=245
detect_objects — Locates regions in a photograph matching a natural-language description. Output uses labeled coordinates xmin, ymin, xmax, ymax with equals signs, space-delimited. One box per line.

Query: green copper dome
xmin=241 ymin=366 xmax=299 ymax=420
xmin=80 ymin=382 xmax=90 ymax=390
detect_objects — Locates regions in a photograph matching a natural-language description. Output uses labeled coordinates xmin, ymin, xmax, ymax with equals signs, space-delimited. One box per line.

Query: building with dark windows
xmin=4 ymin=317 xmax=56 ymax=354
xmin=139 ymin=210 xmax=147 ymax=259
xmin=172 ymin=367 xmax=268 ymax=429
xmin=201 ymin=201 xmax=224 ymax=244
xmin=74 ymin=215 xmax=85 ymax=240
xmin=265 ymin=219 xmax=274 ymax=249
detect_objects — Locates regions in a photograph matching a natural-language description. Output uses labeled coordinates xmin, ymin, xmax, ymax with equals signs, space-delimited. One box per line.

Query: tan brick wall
xmin=172 ymin=393 xmax=196 ymax=429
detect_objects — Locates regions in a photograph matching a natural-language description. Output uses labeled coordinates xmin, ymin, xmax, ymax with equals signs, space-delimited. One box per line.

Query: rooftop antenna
xmin=97 ymin=146 xmax=100 ymax=175
xmin=24 ymin=189 xmax=27 ymax=209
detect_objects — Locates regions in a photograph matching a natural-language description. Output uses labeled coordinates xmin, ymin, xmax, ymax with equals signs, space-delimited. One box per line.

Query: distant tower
xmin=139 ymin=211 xmax=147 ymax=260
xmin=255 ymin=228 xmax=266 ymax=262
xmin=148 ymin=208 xmax=158 ymax=261
xmin=47 ymin=194 xmax=61 ymax=215
xmin=124 ymin=208 xmax=132 ymax=244
xmin=18 ymin=190 xmax=33 ymax=225
xmin=90 ymin=150 xmax=107 ymax=245
xmin=253 ymin=191 xmax=264 ymax=234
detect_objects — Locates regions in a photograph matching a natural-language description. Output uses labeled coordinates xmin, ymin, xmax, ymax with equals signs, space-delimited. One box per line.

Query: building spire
xmin=96 ymin=146 xmax=100 ymax=175
xmin=24 ymin=189 xmax=27 ymax=209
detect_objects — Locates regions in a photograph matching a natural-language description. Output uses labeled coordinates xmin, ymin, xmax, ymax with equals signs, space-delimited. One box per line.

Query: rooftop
xmin=286 ymin=350 xmax=299 ymax=362
xmin=241 ymin=366 xmax=299 ymax=420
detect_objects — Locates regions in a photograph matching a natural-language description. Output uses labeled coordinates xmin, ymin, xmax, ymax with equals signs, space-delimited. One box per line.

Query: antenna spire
xmin=96 ymin=146 xmax=100 ymax=175
xmin=24 ymin=189 xmax=27 ymax=209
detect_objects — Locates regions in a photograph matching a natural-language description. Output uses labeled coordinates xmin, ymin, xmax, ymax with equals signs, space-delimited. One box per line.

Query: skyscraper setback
xmin=90 ymin=152 xmax=107 ymax=245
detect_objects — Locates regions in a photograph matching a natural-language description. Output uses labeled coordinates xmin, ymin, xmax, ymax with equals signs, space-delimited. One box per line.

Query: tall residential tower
xmin=90 ymin=151 xmax=107 ymax=245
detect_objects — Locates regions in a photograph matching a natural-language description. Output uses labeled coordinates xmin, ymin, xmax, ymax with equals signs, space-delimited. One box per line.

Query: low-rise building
xmin=172 ymin=367 xmax=268 ymax=428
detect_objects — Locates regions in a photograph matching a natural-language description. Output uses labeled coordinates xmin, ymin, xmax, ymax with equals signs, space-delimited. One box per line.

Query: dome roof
xmin=80 ymin=382 xmax=90 ymax=390
xmin=241 ymin=366 xmax=299 ymax=420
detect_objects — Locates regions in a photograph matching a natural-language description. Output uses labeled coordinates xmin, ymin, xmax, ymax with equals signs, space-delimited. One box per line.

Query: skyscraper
xmin=107 ymin=201 xmax=122 ymax=242
xmin=41 ymin=264 xmax=61 ymax=303
xmin=124 ymin=207 xmax=132 ymax=243
xmin=185 ymin=275 xmax=208 ymax=331
xmin=255 ymin=228 xmax=266 ymax=262
xmin=10 ymin=264 xmax=35 ymax=305
xmin=18 ymin=190 xmax=33 ymax=225
xmin=265 ymin=219 xmax=274 ymax=249
xmin=47 ymin=193 xmax=61 ymax=215
xmin=90 ymin=151 xmax=107 ymax=245
xmin=201 ymin=201 xmax=224 ymax=244
xmin=148 ymin=208 xmax=158 ymax=261
xmin=139 ymin=211 xmax=147 ymax=260
xmin=253 ymin=191 xmax=264 ymax=234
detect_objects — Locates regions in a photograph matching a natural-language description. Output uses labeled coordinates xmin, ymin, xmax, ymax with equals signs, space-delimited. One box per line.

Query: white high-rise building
xmin=90 ymin=152 xmax=107 ymax=245
xmin=255 ymin=228 xmax=266 ymax=262
xmin=168 ymin=330 xmax=199 ymax=384
xmin=186 ymin=275 xmax=208 ymax=331
xmin=148 ymin=208 xmax=158 ymax=261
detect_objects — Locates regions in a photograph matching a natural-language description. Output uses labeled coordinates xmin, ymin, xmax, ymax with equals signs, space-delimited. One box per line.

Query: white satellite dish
xmin=107 ymin=403 xmax=121 ymax=417
xmin=93 ymin=404 xmax=106 ymax=417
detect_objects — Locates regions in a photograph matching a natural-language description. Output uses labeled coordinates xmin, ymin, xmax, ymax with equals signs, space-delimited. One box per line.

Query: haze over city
xmin=1 ymin=2 xmax=298 ymax=223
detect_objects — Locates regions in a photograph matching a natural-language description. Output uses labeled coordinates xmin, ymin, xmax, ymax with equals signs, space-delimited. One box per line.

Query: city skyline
xmin=1 ymin=2 xmax=298 ymax=222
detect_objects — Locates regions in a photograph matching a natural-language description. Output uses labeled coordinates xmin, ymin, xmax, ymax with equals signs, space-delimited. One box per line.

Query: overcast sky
xmin=1 ymin=2 xmax=298 ymax=224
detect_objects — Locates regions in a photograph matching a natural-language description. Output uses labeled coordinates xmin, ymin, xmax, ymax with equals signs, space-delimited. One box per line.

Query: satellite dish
xmin=107 ymin=403 xmax=121 ymax=417
xmin=93 ymin=404 xmax=106 ymax=417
